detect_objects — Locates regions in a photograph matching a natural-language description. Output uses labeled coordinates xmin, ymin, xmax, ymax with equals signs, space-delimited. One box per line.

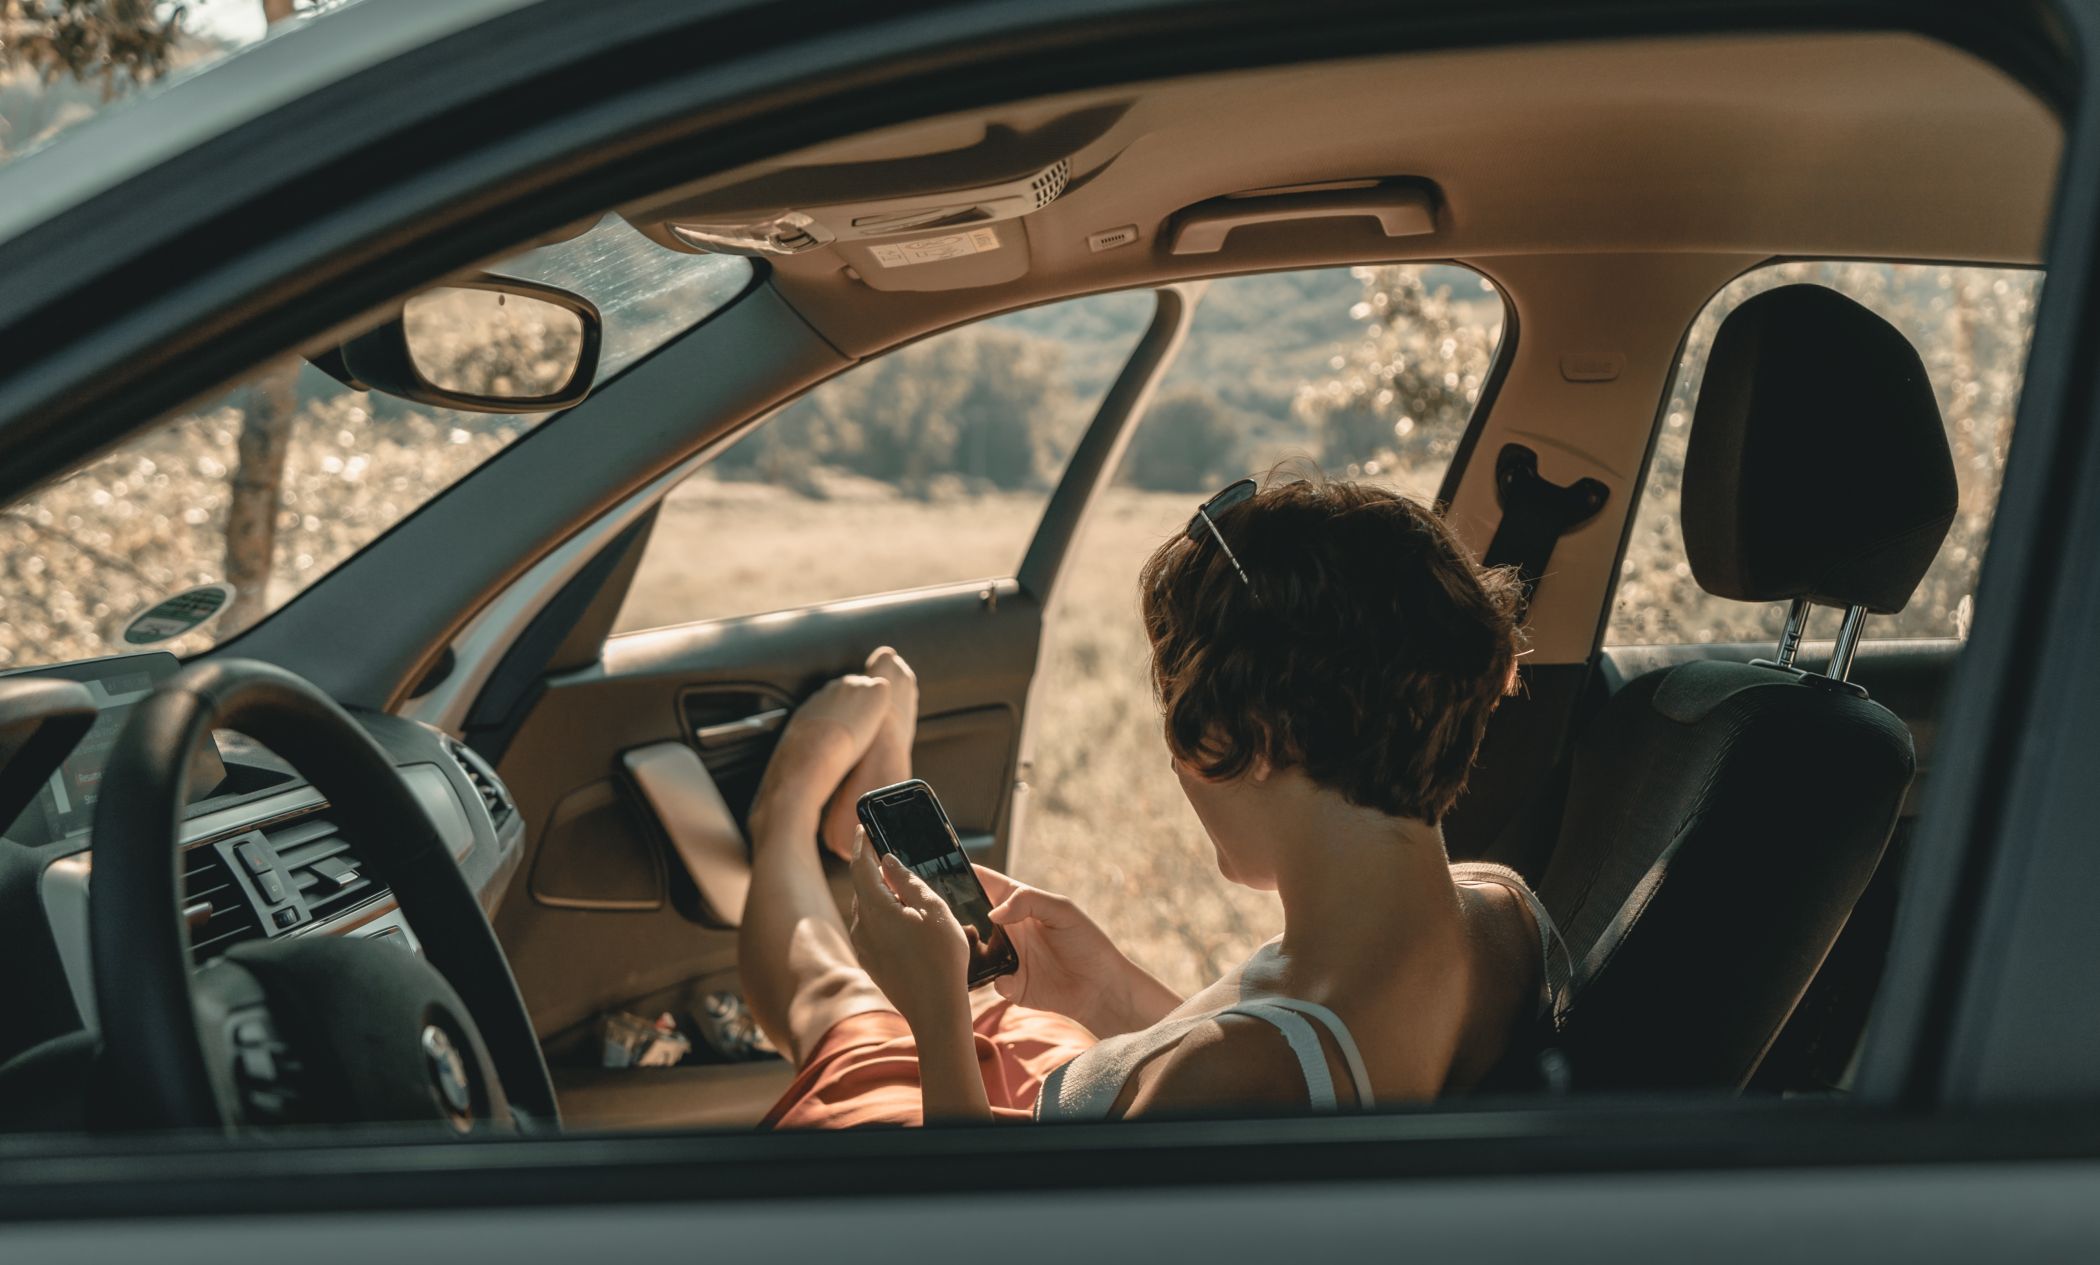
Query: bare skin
xmin=740 ymin=648 xmax=1543 ymax=1120
xmin=738 ymin=648 xmax=915 ymax=1064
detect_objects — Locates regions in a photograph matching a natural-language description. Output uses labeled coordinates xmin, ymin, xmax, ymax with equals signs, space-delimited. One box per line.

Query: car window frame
xmin=0 ymin=0 xmax=2091 ymax=1219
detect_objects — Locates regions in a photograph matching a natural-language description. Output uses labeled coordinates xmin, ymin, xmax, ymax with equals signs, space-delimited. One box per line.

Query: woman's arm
xmin=910 ymin=1011 xmax=994 ymax=1123
xmin=845 ymin=841 xmax=992 ymax=1123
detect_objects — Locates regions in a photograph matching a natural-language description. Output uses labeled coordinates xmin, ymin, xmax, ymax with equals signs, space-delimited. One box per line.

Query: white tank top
xmin=1034 ymin=863 xmax=1572 ymax=1120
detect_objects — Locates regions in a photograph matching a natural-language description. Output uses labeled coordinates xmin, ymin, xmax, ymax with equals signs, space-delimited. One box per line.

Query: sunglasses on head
xmin=1185 ymin=478 xmax=1257 ymax=590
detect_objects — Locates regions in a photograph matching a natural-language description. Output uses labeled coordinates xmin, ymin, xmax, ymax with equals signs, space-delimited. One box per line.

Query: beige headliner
xmin=619 ymin=29 xmax=2058 ymax=665
xmin=631 ymin=30 xmax=2058 ymax=358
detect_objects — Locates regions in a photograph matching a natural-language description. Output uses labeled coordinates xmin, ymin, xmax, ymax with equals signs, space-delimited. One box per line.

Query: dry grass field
xmin=616 ymin=477 xmax=1314 ymax=996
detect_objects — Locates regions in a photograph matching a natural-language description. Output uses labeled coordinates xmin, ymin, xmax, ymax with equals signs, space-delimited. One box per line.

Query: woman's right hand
xmin=977 ymin=866 xmax=1183 ymax=1039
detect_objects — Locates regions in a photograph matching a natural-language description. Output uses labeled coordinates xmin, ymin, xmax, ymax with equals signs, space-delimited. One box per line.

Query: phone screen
xmin=857 ymin=781 xmax=1019 ymax=986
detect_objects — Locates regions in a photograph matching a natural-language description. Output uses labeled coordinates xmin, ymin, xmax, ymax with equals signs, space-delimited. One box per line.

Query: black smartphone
xmin=855 ymin=779 xmax=1020 ymax=987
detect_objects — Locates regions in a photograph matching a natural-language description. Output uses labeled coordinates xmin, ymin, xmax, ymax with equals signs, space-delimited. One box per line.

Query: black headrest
xmin=1682 ymin=284 xmax=1956 ymax=614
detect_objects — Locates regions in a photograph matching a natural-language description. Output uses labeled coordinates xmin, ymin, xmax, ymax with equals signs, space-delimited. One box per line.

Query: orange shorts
xmin=762 ymin=998 xmax=1096 ymax=1129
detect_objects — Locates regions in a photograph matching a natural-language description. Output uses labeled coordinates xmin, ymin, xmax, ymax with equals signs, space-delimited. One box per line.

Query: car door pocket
xmin=529 ymin=780 xmax=668 ymax=912
xmin=621 ymin=741 xmax=749 ymax=928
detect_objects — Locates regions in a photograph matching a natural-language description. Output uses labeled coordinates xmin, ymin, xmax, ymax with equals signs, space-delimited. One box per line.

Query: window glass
xmin=1608 ymin=261 xmax=2040 ymax=647
xmin=1021 ymin=265 xmax=1507 ymax=993
xmin=1 ymin=1 xmax=363 ymax=170
xmin=0 ymin=217 xmax=751 ymax=669
xmin=612 ymin=290 xmax=1156 ymax=632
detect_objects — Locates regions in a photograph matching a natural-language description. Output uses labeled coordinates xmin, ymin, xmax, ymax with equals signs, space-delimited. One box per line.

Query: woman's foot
xmin=748 ymin=671 xmax=892 ymax=847
xmin=820 ymin=646 xmax=918 ymax=860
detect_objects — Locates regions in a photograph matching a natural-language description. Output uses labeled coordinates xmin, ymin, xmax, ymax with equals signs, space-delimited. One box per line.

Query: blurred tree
xmin=714 ymin=325 xmax=1080 ymax=496
xmin=1119 ymin=387 xmax=1244 ymax=492
xmin=0 ymin=1 xmax=185 ymax=98
xmin=1295 ymin=267 xmax=1501 ymax=485
xmin=1 ymin=1 xmax=320 ymax=632
xmin=217 ymin=0 xmax=303 ymax=632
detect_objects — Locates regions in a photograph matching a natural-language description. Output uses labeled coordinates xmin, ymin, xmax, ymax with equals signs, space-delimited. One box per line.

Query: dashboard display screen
xmin=9 ymin=653 xmax=226 ymax=841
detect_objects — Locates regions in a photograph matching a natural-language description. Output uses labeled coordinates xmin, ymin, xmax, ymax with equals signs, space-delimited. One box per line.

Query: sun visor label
xmin=867 ymin=228 xmax=1001 ymax=267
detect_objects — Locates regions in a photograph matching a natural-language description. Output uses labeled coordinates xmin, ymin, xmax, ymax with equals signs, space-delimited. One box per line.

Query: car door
xmin=469 ymin=286 xmax=1188 ymax=1122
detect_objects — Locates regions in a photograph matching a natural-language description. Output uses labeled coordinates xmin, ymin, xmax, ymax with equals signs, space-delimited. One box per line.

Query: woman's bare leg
xmin=739 ymin=649 xmax=919 ymax=1064
xmin=822 ymin=649 xmax=918 ymax=858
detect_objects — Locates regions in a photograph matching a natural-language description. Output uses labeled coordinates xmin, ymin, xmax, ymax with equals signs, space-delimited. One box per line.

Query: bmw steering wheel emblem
xmin=420 ymin=1024 xmax=475 ymax=1128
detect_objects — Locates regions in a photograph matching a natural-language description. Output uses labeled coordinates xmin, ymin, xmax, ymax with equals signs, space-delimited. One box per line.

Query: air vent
xmin=268 ymin=814 xmax=384 ymax=924
xmin=1029 ymin=159 xmax=1070 ymax=210
xmin=183 ymin=845 xmax=262 ymax=961
xmin=445 ymin=737 xmax=515 ymax=826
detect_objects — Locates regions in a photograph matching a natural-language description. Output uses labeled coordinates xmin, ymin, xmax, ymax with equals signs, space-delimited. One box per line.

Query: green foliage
xmin=1118 ymin=387 xmax=1252 ymax=492
xmin=712 ymin=324 xmax=1089 ymax=497
xmin=1294 ymin=266 xmax=1502 ymax=481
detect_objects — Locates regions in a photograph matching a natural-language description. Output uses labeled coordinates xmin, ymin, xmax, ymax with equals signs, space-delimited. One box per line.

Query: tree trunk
xmin=220 ymin=363 xmax=300 ymax=633
xmin=216 ymin=0 xmax=303 ymax=635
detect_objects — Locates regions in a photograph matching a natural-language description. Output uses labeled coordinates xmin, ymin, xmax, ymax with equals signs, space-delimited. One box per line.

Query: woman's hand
xmin=848 ymin=836 xmax=990 ymax=1123
xmin=848 ymin=834 xmax=971 ymax=1033
xmin=977 ymin=866 xmax=1183 ymax=1039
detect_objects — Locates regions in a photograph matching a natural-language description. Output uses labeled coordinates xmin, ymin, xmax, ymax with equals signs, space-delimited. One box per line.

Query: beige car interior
xmin=550 ymin=30 xmax=2058 ymax=1129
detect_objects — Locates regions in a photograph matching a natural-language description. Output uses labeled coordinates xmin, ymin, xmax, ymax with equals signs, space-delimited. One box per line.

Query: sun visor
xmin=633 ymin=104 xmax=1128 ymax=291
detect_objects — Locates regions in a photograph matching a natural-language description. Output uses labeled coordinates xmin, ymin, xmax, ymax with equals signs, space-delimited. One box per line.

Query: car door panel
xmin=491 ymin=579 xmax=1040 ymax=1046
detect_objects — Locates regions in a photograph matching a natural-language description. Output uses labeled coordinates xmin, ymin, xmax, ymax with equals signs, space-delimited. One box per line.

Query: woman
xmin=738 ymin=475 xmax=1570 ymax=1126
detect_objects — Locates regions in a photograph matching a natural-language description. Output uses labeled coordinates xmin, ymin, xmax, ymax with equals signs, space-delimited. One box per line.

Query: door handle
xmin=693 ymin=707 xmax=788 ymax=750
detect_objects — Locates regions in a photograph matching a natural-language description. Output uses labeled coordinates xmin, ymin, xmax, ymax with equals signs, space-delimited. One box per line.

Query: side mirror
xmin=323 ymin=275 xmax=602 ymax=414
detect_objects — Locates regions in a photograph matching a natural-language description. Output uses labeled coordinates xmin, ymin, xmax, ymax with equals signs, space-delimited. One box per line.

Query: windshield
xmin=0 ymin=217 xmax=752 ymax=669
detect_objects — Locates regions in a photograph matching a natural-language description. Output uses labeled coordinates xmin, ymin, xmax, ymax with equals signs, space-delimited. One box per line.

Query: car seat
xmin=1537 ymin=283 xmax=1958 ymax=1090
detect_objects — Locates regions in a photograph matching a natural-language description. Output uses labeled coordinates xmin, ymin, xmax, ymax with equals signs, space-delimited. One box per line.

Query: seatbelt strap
xmin=1481 ymin=443 xmax=1610 ymax=620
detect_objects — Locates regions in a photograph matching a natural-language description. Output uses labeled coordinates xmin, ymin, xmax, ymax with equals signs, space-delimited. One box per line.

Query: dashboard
xmin=0 ymin=653 xmax=526 ymax=1064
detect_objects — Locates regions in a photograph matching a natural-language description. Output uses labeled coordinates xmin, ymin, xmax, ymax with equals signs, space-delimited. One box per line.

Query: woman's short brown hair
xmin=1139 ymin=474 xmax=1522 ymax=825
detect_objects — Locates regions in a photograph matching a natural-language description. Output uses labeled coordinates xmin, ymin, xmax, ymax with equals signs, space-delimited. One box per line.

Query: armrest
xmin=621 ymin=742 xmax=749 ymax=927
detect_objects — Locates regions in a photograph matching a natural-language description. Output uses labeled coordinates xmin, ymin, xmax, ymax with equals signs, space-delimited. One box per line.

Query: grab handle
xmin=1169 ymin=185 xmax=1437 ymax=255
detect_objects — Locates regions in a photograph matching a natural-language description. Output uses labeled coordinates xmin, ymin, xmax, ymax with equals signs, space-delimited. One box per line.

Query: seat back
xmin=1541 ymin=285 xmax=1957 ymax=1089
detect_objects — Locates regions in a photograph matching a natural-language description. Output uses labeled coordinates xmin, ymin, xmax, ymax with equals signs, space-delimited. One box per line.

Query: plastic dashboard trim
xmin=35 ymin=760 xmax=502 ymax=1031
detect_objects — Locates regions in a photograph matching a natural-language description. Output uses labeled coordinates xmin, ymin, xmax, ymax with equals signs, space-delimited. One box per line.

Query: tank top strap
xmin=1451 ymin=861 xmax=1575 ymax=1030
xmin=1218 ymin=1002 xmax=1339 ymax=1111
xmin=1232 ymin=997 xmax=1376 ymax=1109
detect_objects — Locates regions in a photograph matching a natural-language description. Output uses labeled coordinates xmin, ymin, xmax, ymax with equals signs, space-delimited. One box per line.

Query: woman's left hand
xmin=848 ymin=833 xmax=970 ymax=1034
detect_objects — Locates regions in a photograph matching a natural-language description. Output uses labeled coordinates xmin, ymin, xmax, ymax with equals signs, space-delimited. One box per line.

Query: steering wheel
xmin=87 ymin=659 xmax=559 ymax=1134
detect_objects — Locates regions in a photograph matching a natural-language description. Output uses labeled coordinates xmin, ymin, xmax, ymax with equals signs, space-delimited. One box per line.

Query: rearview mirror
xmin=324 ymin=275 xmax=602 ymax=414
